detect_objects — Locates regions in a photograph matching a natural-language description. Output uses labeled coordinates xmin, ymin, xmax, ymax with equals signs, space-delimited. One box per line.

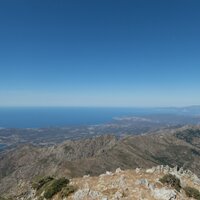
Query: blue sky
xmin=0 ymin=0 xmax=200 ymax=107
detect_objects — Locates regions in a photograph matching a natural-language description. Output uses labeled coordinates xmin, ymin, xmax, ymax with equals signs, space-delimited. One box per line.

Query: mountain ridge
xmin=0 ymin=125 xmax=200 ymax=198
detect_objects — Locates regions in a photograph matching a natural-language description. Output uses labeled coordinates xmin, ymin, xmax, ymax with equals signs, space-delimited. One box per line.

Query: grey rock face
xmin=152 ymin=188 xmax=177 ymax=200
xmin=135 ymin=178 xmax=149 ymax=187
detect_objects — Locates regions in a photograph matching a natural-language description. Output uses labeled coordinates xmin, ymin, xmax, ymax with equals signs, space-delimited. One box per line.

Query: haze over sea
xmin=0 ymin=107 xmax=180 ymax=128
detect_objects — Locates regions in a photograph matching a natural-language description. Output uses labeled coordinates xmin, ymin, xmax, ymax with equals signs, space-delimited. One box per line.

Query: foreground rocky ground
xmin=11 ymin=165 xmax=200 ymax=200
xmin=68 ymin=166 xmax=200 ymax=200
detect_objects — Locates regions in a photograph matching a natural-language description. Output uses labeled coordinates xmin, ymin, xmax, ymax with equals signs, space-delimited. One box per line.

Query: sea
xmin=0 ymin=107 xmax=171 ymax=128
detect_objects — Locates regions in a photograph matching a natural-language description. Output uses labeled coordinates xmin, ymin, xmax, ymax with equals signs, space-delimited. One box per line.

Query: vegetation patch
xmin=0 ymin=197 xmax=12 ymax=200
xmin=60 ymin=185 xmax=76 ymax=198
xmin=191 ymin=149 xmax=200 ymax=156
xmin=184 ymin=186 xmax=200 ymax=200
xmin=43 ymin=178 xmax=69 ymax=199
xmin=152 ymin=155 xmax=172 ymax=165
xmin=31 ymin=176 xmax=76 ymax=199
xmin=32 ymin=176 xmax=54 ymax=190
xmin=159 ymin=174 xmax=181 ymax=192
xmin=176 ymin=129 xmax=200 ymax=144
xmin=64 ymin=145 xmax=74 ymax=153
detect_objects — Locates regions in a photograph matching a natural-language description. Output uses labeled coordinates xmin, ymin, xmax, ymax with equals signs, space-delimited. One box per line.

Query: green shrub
xmin=159 ymin=174 xmax=181 ymax=192
xmin=61 ymin=185 xmax=76 ymax=198
xmin=0 ymin=197 xmax=12 ymax=200
xmin=32 ymin=176 xmax=54 ymax=190
xmin=184 ymin=186 xmax=200 ymax=199
xmin=0 ymin=196 xmax=12 ymax=200
xmin=43 ymin=178 xmax=69 ymax=199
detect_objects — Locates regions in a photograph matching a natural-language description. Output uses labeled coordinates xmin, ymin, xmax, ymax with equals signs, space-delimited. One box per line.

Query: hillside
xmin=0 ymin=126 xmax=200 ymax=198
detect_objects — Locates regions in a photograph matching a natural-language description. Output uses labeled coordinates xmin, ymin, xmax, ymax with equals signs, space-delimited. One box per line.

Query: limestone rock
xmin=152 ymin=188 xmax=177 ymax=200
xmin=136 ymin=167 xmax=141 ymax=173
xmin=146 ymin=167 xmax=156 ymax=174
xmin=73 ymin=188 xmax=90 ymax=200
xmin=135 ymin=179 xmax=149 ymax=187
xmin=115 ymin=168 xmax=122 ymax=173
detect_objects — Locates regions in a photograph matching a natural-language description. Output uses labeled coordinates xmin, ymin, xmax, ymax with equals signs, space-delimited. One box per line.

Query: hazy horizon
xmin=1 ymin=105 xmax=200 ymax=108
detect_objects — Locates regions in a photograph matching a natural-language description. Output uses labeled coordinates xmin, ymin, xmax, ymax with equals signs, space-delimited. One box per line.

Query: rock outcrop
xmin=13 ymin=165 xmax=200 ymax=200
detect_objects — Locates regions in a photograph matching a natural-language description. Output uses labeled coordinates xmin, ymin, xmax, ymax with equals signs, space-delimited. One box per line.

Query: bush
xmin=184 ymin=186 xmax=200 ymax=200
xmin=61 ymin=185 xmax=76 ymax=198
xmin=32 ymin=176 xmax=54 ymax=190
xmin=0 ymin=197 xmax=12 ymax=200
xmin=159 ymin=174 xmax=181 ymax=192
xmin=43 ymin=178 xmax=69 ymax=199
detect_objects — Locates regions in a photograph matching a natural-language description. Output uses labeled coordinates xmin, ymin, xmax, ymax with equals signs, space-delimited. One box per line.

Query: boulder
xmin=152 ymin=188 xmax=176 ymax=200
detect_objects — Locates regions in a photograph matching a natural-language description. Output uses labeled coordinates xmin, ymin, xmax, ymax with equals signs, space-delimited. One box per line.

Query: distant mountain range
xmin=154 ymin=105 xmax=200 ymax=115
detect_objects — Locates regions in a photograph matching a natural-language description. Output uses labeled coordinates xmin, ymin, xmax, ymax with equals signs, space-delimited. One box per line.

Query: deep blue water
xmin=0 ymin=107 xmax=168 ymax=128
xmin=0 ymin=107 xmax=188 ymax=128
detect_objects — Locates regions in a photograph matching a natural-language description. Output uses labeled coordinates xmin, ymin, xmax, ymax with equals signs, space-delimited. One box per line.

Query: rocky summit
xmin=69 ymin=165 xmax=200 ymax=200
xmin=7 ymin=165 xmax=200 ymax=200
